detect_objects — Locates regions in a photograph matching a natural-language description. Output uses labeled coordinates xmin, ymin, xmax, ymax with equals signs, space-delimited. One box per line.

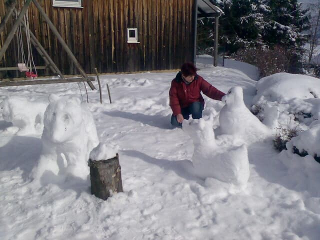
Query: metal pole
xmin=0 ymin=0 xmax=33 ymax=62
xmin=32 ymin=0 xmax=95 ymax=90
xmin=214 ymin=16 xmax=219 ymax=67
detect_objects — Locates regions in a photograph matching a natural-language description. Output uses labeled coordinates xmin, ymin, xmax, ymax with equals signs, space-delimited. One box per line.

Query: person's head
xmin=181 ymin=62 xmax=197 ymax=83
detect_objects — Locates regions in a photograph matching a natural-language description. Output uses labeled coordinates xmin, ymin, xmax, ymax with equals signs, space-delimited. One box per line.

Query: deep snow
xmin=1 ymin=57 xmax=320 ymax=240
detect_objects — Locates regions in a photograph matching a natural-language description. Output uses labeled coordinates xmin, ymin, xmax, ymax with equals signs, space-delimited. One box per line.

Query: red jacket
xmin=169 ymin=72 xmax=225 ymax=116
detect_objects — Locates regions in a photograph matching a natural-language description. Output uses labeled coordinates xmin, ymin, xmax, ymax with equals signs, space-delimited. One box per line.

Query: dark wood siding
xmin=0 ymin=0 xmax=195 ymax=75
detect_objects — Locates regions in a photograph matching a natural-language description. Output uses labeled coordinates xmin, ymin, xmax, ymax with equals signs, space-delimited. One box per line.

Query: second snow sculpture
xmin=183 ymin=119 xmax=250 ymax=186
xmin=219 ymin=86 xmax=270 ymax=143
xmin=0 ymin=96 xmax=47 ymax=135
xmin=32 ymin=95 xmax=99 ymax=183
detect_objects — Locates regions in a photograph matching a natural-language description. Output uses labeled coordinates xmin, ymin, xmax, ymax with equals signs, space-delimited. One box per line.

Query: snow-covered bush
xmin=0 ymin=96 xmax=47 ymax=135
xmin=31 ymin=95 xmax=99 ymax=183
xmin=273 ymin=125 xmax=300 ymax=152
xmin=287 ymin=121 xmax=320 ymax=163
xmin=251 ymin=73 xmax=320 ymax=160
xmin=252 ymin=73 xmax=320 ymax=129
xmin=234 ymin=46 xmax=291 ymax=77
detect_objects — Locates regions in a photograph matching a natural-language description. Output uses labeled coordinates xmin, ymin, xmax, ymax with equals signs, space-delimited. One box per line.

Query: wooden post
xmin=94 ymin=68 xmax=103 ymax=104
xmin=106 ymin=83 xmax=112 ymax=104
xmin=88 ymin=154 xmax=123 ymax=200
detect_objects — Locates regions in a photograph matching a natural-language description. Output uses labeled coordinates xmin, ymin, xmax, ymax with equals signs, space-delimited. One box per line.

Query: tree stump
xmin=88 ymin=153 xmax=123 ymax=200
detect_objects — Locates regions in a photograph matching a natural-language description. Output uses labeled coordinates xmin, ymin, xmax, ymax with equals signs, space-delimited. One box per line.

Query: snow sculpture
xmin=219 ymin=86 xmax=270 ymax=143
xmin=183 ymin=119 xmax=250 ymax=186
xmin=0 ymin=96 xmax=47 ymax=135
xmin=32 ymin=95 xmax=99 ymax=183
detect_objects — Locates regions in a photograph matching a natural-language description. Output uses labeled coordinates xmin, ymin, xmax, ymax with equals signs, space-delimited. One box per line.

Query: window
xmin=53 ymin=0 xmax=82 ymax=8
xmin=127 ymin=28 xmax=139 ymax=43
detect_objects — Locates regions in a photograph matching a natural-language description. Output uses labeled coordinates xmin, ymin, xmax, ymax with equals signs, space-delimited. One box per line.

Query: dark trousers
xmin=171 ymin=102 xmax=204 ymax=128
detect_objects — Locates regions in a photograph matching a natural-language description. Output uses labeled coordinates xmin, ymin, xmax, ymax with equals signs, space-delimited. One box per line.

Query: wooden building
xmin=0 ymin=0 xmax=221 ymax=76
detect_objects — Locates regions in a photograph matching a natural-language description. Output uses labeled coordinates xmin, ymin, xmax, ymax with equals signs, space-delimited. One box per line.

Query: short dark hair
xmin=181 ymin=62 xmax=197 ymax=76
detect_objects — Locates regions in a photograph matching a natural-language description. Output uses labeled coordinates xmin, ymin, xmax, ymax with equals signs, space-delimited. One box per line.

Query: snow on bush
xmin=287 ymin=120 xmax=320 ymax=161
xmin=251 ymin=72 xmax=320 ymax=166
xmin=219 ymin=86 xmax=271 ymax=143
xmin=183 ymin=118 xmax=250 ymax=186
xmin=0 ymin=96 xmax=47 ymax=135
xmin=31 ymin=95 xmax=99 ymax=184
xmin=252 ymin=73 xmax=320 ymax=129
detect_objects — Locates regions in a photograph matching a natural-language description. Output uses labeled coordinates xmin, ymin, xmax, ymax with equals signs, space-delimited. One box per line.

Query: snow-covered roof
xmin=198 ymin=0 xmax=224 ymax=19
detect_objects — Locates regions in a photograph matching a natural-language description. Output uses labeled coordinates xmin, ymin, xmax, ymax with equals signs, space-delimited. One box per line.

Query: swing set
xmin=0 ymin=0 xmax=95 ymax=90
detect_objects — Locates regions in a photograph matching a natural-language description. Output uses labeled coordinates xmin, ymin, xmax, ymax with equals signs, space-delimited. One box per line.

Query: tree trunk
xmin=88 ymin=154 xmax=123 ymax=200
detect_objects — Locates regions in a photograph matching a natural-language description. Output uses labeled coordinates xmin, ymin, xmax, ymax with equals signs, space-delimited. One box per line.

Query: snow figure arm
xmin=199 ymin=77 xmax=225 ymax=101
xmin=169 ymin=81 xmax=182 ymax=115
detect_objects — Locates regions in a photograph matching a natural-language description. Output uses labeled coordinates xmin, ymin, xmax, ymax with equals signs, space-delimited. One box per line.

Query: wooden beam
xmin=0 ymin=0 xmax=17 ymax=34
xmin=0 ymin=76 xmax=95 ymax=87
xmin=0 ymin=66 xmax=47 ymax=71
xmin=0 ymin=0 xmax=33 ymax=62
xmin=32 ymin=0 xmax=95 ymax=90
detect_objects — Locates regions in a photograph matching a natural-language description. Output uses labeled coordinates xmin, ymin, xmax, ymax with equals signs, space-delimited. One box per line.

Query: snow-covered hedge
xmin=252 ymin=72 xmax=320 ymax=162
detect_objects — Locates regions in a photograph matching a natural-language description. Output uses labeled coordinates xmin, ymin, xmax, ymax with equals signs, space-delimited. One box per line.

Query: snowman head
xmin=222 ymin=86 xmax=244 ymax=106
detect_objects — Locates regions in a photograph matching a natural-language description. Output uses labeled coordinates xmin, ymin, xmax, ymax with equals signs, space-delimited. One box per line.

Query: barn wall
xmin=0 ymin=0 xmax=195 ymax=75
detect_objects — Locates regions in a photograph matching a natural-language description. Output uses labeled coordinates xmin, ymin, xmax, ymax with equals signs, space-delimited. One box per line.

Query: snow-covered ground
xmin=1 ymin=58 xmax=320 ymax=240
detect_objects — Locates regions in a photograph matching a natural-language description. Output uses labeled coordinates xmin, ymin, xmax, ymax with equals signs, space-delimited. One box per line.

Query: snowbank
xmin=254 ymin=73 xmax=320 ymax=103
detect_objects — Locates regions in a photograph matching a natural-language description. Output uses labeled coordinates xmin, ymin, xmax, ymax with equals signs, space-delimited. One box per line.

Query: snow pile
xmin=183 ymin=118 xmax=250 ymax=186
xmin=254 ymin=73 xmax=320 ymax=102
xmin=252 ymin=73 xmax=320 ymax=129
xmin=89 ymin=142 xmax=119 ymax=161
xmin=32 ymin=95 xmax=99 ymax=184
xmin=219 ymin=86 xmax=271 ymax=143
xmin=0 ymin=96 xmax=47 ymax=135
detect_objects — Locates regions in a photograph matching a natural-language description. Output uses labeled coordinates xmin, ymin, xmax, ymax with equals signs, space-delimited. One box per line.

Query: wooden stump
xmin=88 ymin=153 xmax=123 ymax=200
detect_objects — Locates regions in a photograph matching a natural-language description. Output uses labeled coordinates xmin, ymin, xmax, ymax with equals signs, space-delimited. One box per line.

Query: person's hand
xmin=177 ymin=114 xmax=184 ymax=123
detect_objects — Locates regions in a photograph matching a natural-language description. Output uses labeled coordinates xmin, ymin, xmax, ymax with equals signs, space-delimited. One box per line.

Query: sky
xmin=0 ymin=56 xmax=320 ymax=240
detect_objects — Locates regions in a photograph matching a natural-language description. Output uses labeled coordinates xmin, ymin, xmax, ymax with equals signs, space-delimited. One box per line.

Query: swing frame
xmin=0 ymin=0 xmax=95 ymax=90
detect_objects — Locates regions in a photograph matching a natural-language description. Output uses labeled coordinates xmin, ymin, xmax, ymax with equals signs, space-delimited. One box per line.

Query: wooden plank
xmin=168 ymin=0 xmax=173 ymax=69
xmin=110 ymin=0 xmax=115 ymax=72
xmin=0 ymin=76 xmax=95 ymax=87
xmin=0 ymin=66 xmax=47 ymax=71
xmin=88 ymin=0 xmax=96 ymax=72
xmin=119 ymin=0 xmax=124 ymax=72
xmin=105 ymin=0 xmax=112 ymax=72
xmin=142 ymin=0 xmax=147 ymax=70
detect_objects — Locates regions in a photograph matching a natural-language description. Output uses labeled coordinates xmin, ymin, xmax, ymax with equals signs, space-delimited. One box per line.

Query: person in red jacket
xmin=169 ymin=62 xmax=225 ymax=128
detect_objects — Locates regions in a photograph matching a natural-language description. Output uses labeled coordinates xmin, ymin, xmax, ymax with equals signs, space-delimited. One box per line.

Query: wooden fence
xmin=0 ymin=0 xmax=195 ymax=75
